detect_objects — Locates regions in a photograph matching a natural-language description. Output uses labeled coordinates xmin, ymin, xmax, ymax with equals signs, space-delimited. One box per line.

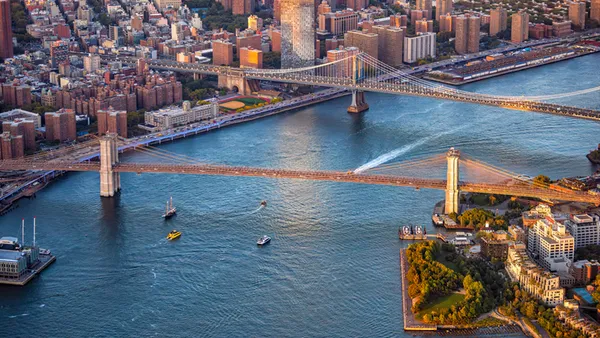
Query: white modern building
xmin=403 ymin=32 xmax=436 ymax=63
xmin=528 ymin=216 xmax=575 ymax=272
xmin=565 ymin=214 xmax=600 ymax=249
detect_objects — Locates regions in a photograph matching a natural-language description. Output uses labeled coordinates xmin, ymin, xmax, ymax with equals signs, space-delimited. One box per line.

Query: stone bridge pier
xmin=218 ymin=74 xmax=251 ymax=95
xmin=347 ymin=90 xmax=369 ymax=113
xmin=445 ymin=147 xmax=460 ymax=214
xmin=99 ymin=134 xmax=120 ymax=197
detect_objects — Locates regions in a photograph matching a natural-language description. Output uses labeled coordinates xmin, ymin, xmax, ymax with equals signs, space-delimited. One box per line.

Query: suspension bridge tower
xmin=347 ymin=55 xmax=369 ymax=113
xmin=99 ymin=134 xmax=120 ymax=197
xmin=445 ymin=147 xmax=460 ymax=214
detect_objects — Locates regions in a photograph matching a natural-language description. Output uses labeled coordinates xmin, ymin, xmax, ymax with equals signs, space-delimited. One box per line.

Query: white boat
xmin=257 ymin=235 xmax=271 ymax=245
xmin=162 ymin=196 xmax=176 ymax=218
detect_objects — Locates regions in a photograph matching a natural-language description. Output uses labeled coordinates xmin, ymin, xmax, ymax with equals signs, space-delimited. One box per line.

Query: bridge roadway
xmin=94 ymin=54 xmax=600 ymax=121
xmin=1 ymin=160 xmax=599 ymax=205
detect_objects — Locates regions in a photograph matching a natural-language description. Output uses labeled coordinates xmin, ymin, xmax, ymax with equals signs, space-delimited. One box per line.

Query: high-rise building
xmin=0 ymin=132 xmax=24 ymax=159
xmin=344 ymin=30 xmax=378 ymax=59
xmin=240 ymin=47 xmax=263 ymax=68
xmin=439 ymin=14 xmax=454 ymax=32
xmin=568 ymin=1 xmax=586 ymax=29
xmin=410 ymin=10 xmax=426 ymax=26
xmin=317 ymin=0 xmax=331 ymax=15
xmin=416 ymin=0 xmax=432 ymax=20
xmin=346 ymin=0 xmax=367 ymax=11
xmin=371 ymin=25 xmax=404 ymax=67
xmin=403 ymin=32 xmax=435 ymax=63
xmin=528 ymin=216 xmax=575 ymax=272
xmin=171 ymin=22 xmax=185 ymax=42
xmin=389 ymin=14 xmax=408 ymax=28
xmin=2 ymin=119 xmax=35 ymax=151
xmin=454 ymin=15 xmax=468 ymax=54
xmin=511 ymin=11 xmax=529 ymax=44
xmin=50 ymin=41 xmax=70 ymax=67
xmin=97 ymin=107 xmax=128 ymax=138
xmin=467 ymin=16 xmax=480 ymax=53
xmin=326 ymin=46 xmax=359 ymax=77
xmin=270 ymin=29 xmax=281 ymax=52
xmin=318 ymin=9 xmax=359 ymax=35
xmin=248 ymin=15 xmax=263 ymax=31
xmin=565 ymin=214 xmax=600 ymax=249
xmin=436 ymin=0 xmax=453 ymax=22
xmin=490 ymin=7 xmax=507 ymax=36
xmin=570 ymin=260 xmax=600 ymax=285
xmin=592 ymin=0 xmax=600 ymax=23
xmin=415 ymin=18 xmax=433 ymax=33
xmin=454 ymin=15 xmax=480 ymax=54
xmin=281 ymin=0 xmax=315 ymax=68
xmin=45 ymin=109 xmax=76 ymax=143
xmin=273 ymin=0 xmax=281 ymax=22
xmin=0 ymin=0 xmax=12 ymax=59
xmin=212 ymin=40 xmax=233 ymax=66
xmin=83 ymin=54 xmax=101 ymax=73
xmin=237 ymin=33 xmax=262 ymax=50
xmin=232 ymin=0 xmax=254 ymax=15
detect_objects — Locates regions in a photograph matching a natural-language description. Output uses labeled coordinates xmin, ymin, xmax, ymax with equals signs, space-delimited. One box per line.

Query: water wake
xmin=249 ymin=205 xmax=264 ymax=214
xmin=353 ymin=124 xmax=469 ymax=173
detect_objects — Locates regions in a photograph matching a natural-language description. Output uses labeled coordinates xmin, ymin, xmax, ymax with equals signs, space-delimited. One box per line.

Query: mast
xmin=170 ymin=196 xmax=173 ymax=209
xmin=33 ymin=217 xmax=36 ymax=247
xmin=21 ymin=219 xmax=24 ymax=245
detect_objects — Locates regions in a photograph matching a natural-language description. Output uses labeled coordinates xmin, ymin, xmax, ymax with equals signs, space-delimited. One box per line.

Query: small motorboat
xmin=260 ymin=200 xmax=267 ymax=207
xmin=167 ymin=230 xmax=181 ymax=240
xmin=257 ymin=235 xmax=271 ymax=245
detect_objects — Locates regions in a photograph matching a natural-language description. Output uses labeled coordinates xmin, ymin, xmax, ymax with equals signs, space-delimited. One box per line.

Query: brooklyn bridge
xmin=0 ymin=135 xmax=598 ymax=214
xmin=91 ymin=52 xmax=600 ymax=121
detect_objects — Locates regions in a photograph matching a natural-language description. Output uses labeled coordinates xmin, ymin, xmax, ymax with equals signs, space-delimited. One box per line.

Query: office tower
xmin=511 ymin=11 xmax=529 ymax=43
xmin=0 ymin=0 xmax=13 ymax=59
xmin=490 ymin=7 xmax=507 ymax=36
xmin=281 ymin=0 xmax=315 ymax=68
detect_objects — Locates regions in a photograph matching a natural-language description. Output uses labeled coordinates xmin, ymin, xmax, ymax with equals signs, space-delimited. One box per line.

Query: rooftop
xmin=0 ymin=249 xmax=25 ymax=262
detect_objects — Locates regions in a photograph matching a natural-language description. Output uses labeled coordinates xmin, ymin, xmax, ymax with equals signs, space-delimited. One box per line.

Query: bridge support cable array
xmin=357 ymin=154 xmax=447 ymax=176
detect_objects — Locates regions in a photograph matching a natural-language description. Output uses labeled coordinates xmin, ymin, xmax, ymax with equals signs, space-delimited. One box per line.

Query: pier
xmin=0 ymin=253 xmax=56 ymax=286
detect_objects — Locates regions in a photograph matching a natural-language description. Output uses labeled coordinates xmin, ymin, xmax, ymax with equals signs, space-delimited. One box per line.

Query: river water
xmin=1 ymin=54 xmax=599 ymax=337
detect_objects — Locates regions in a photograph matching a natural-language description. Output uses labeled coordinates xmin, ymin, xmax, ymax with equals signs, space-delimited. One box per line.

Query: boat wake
xmin=249 ymin=205 xmax=264 ymax=214
xmin=353 ymin=124 xmax=470 ymax=173
xmin=8 ymin=313 xmax=29 ymax=318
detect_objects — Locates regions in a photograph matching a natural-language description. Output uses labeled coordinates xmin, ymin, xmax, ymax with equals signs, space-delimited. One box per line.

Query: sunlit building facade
xmin=281 ymin=0 xmax=315 ymax=68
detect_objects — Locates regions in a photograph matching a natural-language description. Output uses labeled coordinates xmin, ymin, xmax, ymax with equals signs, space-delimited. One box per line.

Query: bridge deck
xmin=1 ymin=160 xmax=598 ymax=205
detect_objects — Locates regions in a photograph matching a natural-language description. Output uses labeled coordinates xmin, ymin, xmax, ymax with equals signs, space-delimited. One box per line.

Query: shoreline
xmin=423 ymin=49 xmax=599 ymax=86
xmin=0 ymin=89 xmax=350 ymax=210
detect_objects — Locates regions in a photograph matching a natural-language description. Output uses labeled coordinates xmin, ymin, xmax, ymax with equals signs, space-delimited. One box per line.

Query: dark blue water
xmin=1 ymin=54 xmax=599 ymax=337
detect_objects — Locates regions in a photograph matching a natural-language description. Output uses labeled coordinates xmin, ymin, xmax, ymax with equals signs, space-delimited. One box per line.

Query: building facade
xmin=144 ymin=102 xmax=219 ymax=130
xmin=511 ymin=11 xmax=529 ymax=43
xmin=436 ymin=0 xmax=453 ymax=22
xmin=281 ymin=0 xmax=315 ymax=68
xmin=568 ymin=1 xmax=586 ymax=29
xmin=592 ymin=0 xmax=600 ymax=23
xmin=0 ymin=0 xmax=12 ymax=59
xmin=528 ymin=216 xmax=575 ymax=272
xmin=490 ymin=7 xmax=507 ymax=36
xmin=565 ymin=214 xmax=600 ymax=249
xmin=506 ymin=243 xmax=565 ymax=306
xmin=45 ymin=109 xmax=77 ymax=143
xmin=371 ymin=25 xmax=404 ymax=67
xmin=97 ymin=107 xmax=128 ymax=138
xmin=403 ymin=33 xmax=435 ymax=63
xmin=212 ymin=40 xmax=233 ymax=66
xmin=344 ymin=30 xmax=379 ymax=59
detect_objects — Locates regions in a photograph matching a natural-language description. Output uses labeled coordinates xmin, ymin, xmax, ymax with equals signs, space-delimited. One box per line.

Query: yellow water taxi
xmin=167 ymin=230 xmax=181 ymax=240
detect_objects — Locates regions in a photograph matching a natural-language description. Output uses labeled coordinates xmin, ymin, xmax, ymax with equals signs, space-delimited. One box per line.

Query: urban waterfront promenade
xmin=399 ymin=249 xmax=437 ymax=331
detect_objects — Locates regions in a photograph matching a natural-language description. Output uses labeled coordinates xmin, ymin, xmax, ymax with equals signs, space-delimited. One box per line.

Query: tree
xmin=533 ymin=174 xmax=551 ymax=187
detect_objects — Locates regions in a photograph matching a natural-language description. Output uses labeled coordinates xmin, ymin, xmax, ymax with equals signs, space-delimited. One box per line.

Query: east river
xmin=1 ymin=54 xmax=599 ymax=337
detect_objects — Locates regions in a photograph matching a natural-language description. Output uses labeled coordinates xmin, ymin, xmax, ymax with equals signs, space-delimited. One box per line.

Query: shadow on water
xmin=99 ymin=193 xmax=122 ymax=243
xmin=349 ymin=111 xmax=366 ymax=135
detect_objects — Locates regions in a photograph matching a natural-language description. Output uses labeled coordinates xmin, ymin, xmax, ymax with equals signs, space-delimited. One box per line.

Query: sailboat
xmin=162 ymin=196 xmax=176 ymax=219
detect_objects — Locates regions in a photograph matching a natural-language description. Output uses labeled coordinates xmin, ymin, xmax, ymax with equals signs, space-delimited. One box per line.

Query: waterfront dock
xmin=0 ymin=253 xmax=56 ymax=286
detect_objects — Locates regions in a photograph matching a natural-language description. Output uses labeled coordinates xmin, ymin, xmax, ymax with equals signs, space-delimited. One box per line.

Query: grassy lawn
xmin=237 ymin=97 xmax=266 ymax=105
xmin=417 ymin=293 xmax=465 ymax=318
xmin=471 ymin=193 xmax=490 ymax=206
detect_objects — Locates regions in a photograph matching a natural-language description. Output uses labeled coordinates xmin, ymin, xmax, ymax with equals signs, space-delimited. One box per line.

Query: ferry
xmin=167 ymin=230 xmax=181 ymax=240
xmin=162 ymin=196 xmax=176 ymax=219
xmin=257 ymin=235 xmax=271 ymax=245
xmin=260 ymin=200 xmax=267 ymax=207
